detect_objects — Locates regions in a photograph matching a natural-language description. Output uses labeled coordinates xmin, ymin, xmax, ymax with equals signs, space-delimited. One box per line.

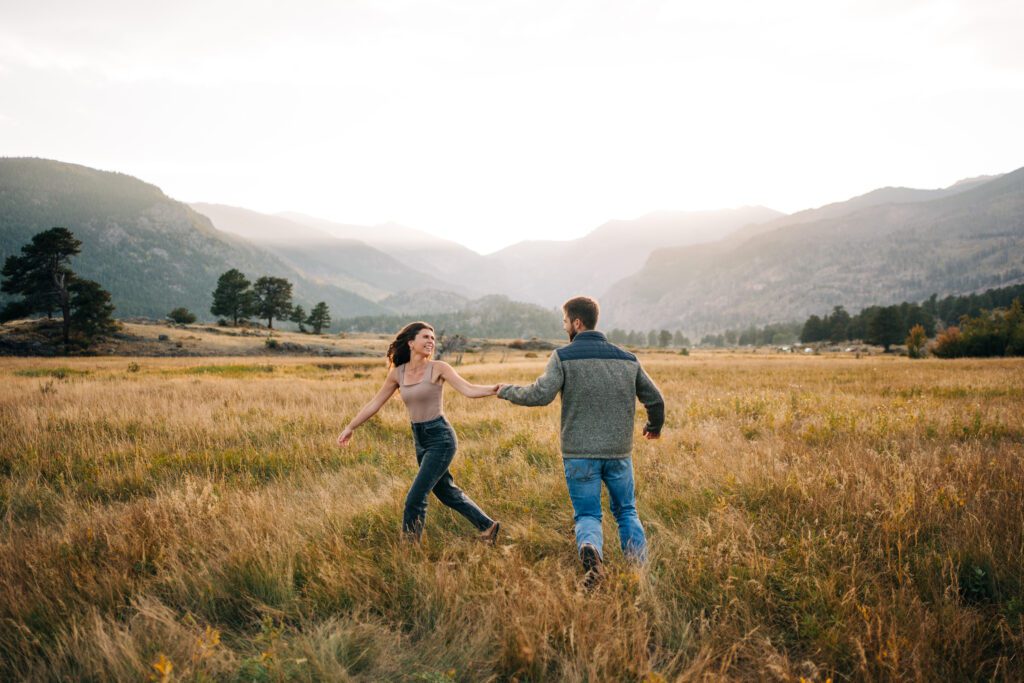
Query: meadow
xmin=1 ymin=352 xmax=1023 ymax=681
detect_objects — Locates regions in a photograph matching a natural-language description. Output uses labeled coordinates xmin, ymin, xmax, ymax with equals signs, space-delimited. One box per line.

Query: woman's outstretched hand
xmin=337 ymin=427 xmax=354 ymax=446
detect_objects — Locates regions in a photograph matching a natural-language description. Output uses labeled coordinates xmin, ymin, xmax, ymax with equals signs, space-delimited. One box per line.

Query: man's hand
xmin=337 ymin=427 xmax=354 ymax=446
xmin=643 ymin=428 xmax=660 ymax=440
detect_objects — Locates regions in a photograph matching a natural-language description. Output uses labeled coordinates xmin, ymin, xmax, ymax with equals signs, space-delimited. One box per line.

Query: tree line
xmin=799 ymin=302 xmax=934 ymax=351
xmin=608 ymin=323 xmax=805 ymax=350
xmin=697 ymin=321 xmax=803 ymax=348
xmin=606 ymin=329 xmax=692 ymax=348
xmin=799 ymin=282 xmax=1024 ymax=356
xmin=931 ymin=299 xmax=1024 ymax=358
xmin=925 ymin=284 xmax=1024 ymax=327
xmin=210 ymin=269 xmax=331 ymax=334
xmin=1 ymin=228 xmax=335 ymax=354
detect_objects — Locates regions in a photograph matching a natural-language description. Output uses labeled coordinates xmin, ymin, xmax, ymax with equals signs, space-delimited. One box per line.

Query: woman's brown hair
xmin=386 ymin=321 xmax=434 ymax=367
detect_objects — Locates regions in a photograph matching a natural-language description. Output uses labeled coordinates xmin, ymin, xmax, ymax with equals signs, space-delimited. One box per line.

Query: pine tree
xmin=801 ymin=314 xmax=827 ymax=343
xmin=828 ymin=306 xmax=851 ymax=342
xmin=252 ymin=276 xmax=293 ymax=330
xmin=210 ymin=269 xmax=254 ymax=326
xmin=290 ymin=305 xmax=308 ymax=333
xmin=868 ymin=305 xmax=904 ymax=352
xmin=69 ymin=279 xmax=118 ymax=341
xmin=306 ymin=301 xmax=331 ymax=334
xmin=1 ymin=227 xmax=82 ymax=345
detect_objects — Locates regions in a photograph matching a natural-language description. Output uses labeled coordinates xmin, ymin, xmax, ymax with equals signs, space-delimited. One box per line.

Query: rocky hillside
xmin=602 ymin=168 xmax=1024 ymax=334
xmin=0 ymin=158 xmax=385 ymax=321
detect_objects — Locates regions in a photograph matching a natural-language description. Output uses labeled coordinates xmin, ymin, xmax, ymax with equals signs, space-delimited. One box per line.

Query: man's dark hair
xmin=563 ymin=296 xmax=599 ymax=330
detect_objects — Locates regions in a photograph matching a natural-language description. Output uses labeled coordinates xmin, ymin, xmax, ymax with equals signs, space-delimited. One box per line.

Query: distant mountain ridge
xmin=0 ymin=158 xmax=385 ymax=320
xmin=602 ymin=168 xmax=1024 ymax=334
xmin=483 ymin=206 xmax=785 ymax=305
xmin=279 ymin=212 xmax=492 ymax=295
xmin=283 ymin=206 xmax=786 ymax=307
xmin=191 ymin=204 xmax=460 ymax=301
xmin=5 ymin=156 xmax=1020 ymax=339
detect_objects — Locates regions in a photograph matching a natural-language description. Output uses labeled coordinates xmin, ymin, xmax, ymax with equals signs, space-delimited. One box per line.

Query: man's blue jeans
xmin=562 ymin=457 xmax=647 ymax=563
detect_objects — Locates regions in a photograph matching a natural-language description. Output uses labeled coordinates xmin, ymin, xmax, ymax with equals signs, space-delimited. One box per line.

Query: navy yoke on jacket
xmin=499 ymin=331 xmax=665 ymax=459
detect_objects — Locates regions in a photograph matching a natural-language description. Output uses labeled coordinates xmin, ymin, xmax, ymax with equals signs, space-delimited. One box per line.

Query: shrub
xmin=168 ymin=307 xmax=197 ymax=324
xmin=906 ymin=324 xmax=928 ymax=359
xmin=933 ymin=326 xmax=964 ymax=358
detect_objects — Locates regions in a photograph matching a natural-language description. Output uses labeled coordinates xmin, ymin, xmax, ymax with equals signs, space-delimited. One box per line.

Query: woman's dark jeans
xmin=404 ymin=416 xmax=494 ymax=539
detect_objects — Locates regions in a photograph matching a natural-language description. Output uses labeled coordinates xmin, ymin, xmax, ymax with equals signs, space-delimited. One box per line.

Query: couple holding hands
xmin=337 ymin=296 xmax=665 ymax=584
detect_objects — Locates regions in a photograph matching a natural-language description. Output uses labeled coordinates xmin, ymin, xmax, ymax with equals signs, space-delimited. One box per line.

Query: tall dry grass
xmin=1 ymin=354 xmax=1023 ymax=681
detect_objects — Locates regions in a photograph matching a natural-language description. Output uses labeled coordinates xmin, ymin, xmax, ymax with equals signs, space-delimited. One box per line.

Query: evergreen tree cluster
xmin=801 ymin=303 xmax=935 ymax=351
xmin=798 ymin=283 xmax=1024 ymax=352
xmin=923 ymin=284 xmax=1024 ymax=327
xmin=698 ymin=321 xmax=803 ymax=348
xmin=210 ymin=269 xmax=331 ymax=333
xmin=606 ymin=329 xmax=693 ymax=348
xmin=1 ymin=227 xmax=117 ymax=347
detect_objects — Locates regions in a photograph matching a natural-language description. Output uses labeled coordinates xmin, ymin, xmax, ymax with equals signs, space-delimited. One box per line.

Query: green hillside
xmin=0 ymin=159 xmax=385 ymax=320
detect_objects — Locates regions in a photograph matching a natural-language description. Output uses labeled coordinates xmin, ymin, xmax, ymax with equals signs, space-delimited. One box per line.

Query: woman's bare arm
xmin=436 ymin=361 xmax=498 ymax=398
xmin=337 ymin=368 xmax=400 ymax=446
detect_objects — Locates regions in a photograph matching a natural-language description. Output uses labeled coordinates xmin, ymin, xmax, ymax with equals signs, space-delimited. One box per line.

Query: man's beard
xmin=567 ymin=328 xmax=577 ymax=341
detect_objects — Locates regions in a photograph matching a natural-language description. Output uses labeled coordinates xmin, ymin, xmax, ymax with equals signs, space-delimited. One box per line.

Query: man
xmin=498 ymin=296 xmax=664 ymax=587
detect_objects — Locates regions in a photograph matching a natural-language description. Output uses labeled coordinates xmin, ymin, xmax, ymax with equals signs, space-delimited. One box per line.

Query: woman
xmin=337 ymin=322 xmax=501 ymax=543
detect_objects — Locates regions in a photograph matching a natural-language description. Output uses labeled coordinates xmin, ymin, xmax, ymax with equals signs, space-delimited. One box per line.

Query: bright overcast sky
xmin=1 ymin=0 xmax=1022 ymax=253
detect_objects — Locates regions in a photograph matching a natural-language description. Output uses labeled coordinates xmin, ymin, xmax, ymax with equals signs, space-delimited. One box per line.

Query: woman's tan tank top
xmin=398 ymin=362 xmax=444 ymax=423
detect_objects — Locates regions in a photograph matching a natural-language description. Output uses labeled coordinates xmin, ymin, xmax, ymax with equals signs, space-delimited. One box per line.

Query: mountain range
xmin=0 ymin=159 xmax=386 ymax=319
xmin=190 ymin=204 xmax=459 ymax=302
xmin=3 ymin=156 xmax=1022 ymax=337
xmin=208 ymin=204 xmax=786 ymax=308
xmin=602 ymin=169 xmax=1024 ymax=333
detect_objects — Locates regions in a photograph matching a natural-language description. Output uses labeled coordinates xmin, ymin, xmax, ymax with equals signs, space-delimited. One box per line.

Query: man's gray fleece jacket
xmin=498 ymin=330 xmax=665 ymax=459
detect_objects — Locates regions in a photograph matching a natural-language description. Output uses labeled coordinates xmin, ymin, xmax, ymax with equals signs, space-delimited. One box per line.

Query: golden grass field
xmin=1 ymin=352 xmax=1023 ymax=681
